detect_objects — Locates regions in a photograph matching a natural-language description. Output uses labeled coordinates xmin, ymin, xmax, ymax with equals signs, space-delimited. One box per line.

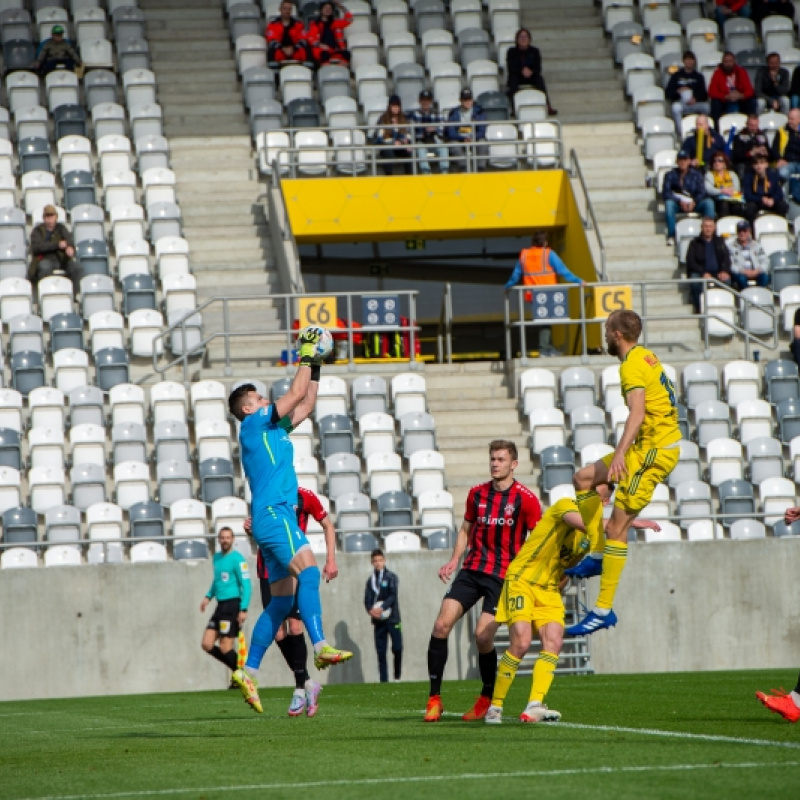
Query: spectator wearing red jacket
xmin=708 ymin=51 xmax=757 ymax=126
xmin=714 ymin=0 xmax=751 ymax=27
xmin=266 ymin=0 xmax=308 ymax=64
xmin=307 ymin=0 xmax=352 ymax=66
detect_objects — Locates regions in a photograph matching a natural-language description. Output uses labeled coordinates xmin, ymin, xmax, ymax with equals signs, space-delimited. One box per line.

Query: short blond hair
xmin=489 ymin=439 xmax=518 ymax=461
xmin=607 ymin=309 xmax=642 ymax=342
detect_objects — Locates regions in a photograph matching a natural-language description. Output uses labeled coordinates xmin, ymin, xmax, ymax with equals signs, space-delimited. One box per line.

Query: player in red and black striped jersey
xmin=246 ymin=487 xmax=338 ymax=717
xmin=424 ymin=440 xmax=542 ymax=723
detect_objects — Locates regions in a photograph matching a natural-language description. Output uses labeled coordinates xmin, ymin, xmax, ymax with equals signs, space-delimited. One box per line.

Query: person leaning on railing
xmin=374 ymin=95 xmax=412 ymax=175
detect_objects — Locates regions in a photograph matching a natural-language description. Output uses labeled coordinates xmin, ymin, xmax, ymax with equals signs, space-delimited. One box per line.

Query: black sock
xmin=209 ymin=646 xmax=235 ymax=670
xmin=427 ymin=635 xmax=448 ymax=697
xmin=478 ymin=650 xmax=498 ymax=698
xmin=795 ymin=670 xmax=800 ymax=695
xmin=277 ymin=634 xmax=310 ymax=689
xmin=393 ymin=649 xmax=402 ymax=681
xmin=224 ymin=648 xmax=238 ymax=671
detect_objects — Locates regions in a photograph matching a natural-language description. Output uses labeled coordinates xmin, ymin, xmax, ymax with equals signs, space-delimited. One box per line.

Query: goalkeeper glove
xmin=298 ymin=326 xmax=323 ymax=367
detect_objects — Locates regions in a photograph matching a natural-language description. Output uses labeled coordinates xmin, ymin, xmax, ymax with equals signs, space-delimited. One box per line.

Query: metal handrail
xmin=260 ymin=119 xmax=564 ymax=179
xmin=152 ymin=289 xmax=421 ymax=384
xmin=436 ymin=281 xmax=453 ymax=364
xmin=505 ymin=278 xmax=781 ymax=363
xmin=569 ymin=147 xmax=607 ymax=281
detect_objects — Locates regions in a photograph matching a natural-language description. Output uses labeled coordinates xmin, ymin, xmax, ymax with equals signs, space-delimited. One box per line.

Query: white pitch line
xmin=14 ymin=760 xmax=800 ymax=800
xmin=436 ymin=711 xmax=800 ymax=750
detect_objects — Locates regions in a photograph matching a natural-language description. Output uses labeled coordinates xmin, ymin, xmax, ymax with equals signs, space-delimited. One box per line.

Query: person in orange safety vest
xmin=504 ymin=231 xmax=584 ymax=356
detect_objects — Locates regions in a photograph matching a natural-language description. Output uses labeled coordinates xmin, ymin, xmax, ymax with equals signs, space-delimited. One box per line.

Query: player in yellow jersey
xmin=485 ymin=487 xmax=660 ymax=723
xmin=566 ymin=309 xmax=681 ymax=637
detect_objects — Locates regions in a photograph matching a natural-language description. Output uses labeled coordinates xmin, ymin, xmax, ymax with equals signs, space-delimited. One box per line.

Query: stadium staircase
xmin=141 ymin=0 xmax=284 ymax=368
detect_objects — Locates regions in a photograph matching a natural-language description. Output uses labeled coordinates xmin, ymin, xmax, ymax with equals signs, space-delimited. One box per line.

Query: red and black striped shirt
xmin=256 ymin=487 xmax=327 ymax=580
xmin=461 ymin=480 xmax=542 ymax=579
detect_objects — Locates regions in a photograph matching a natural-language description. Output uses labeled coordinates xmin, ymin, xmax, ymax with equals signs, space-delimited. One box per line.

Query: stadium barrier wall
xmin=1 ymin=541 xmax=797 ymax=701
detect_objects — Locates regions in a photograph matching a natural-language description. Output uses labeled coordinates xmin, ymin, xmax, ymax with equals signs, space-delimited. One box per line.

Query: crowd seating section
xmin=0 ymin=0 xmax=200 ymax=383
xmin=227 ymin=0 xmax=565 ymax=175
xmin=521 ymin=359 xmax=800 ymax=541
xmin=0 ymin=371 xmax=460 ymax=566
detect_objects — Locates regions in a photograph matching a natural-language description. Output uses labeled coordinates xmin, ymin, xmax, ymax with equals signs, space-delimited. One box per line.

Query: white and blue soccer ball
xmin=297 ymin=326 xmax=334 ymax=360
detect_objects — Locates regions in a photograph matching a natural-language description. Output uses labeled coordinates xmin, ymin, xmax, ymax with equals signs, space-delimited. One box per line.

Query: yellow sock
xmin=577 ymin=490 xmax=605 ymax=556
xmin=596 ymin=540 xmax=628 ymax=609
xmin=491 ymin=651 xmax=521 ymax=708
xmin=529 ymin=651 xmax=558 ymax=703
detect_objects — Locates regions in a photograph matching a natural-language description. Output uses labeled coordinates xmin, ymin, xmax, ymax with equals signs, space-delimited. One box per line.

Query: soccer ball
xmin=297 ymin=326 xmax=334 ymax=360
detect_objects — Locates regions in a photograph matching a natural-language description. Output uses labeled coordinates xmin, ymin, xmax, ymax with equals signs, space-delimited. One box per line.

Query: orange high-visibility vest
xmin=520 ymin=246 xmax=554 ymax=301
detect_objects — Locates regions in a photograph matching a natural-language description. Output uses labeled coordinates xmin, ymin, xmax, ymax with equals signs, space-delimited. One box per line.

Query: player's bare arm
xmin=289 ymin=376 xmax=319 ymax=426
xmin=438 ymin=521 xmax=471 ymax=583
xmin=785 ymin=506 xmax=800 ymax=524
xmin=321 ymin=515 xmax=338 ymax=582
xmin=628 ymin=517 xmax=661 ymax=532
xmin=608 ymin=388 xmax=645 ymax=482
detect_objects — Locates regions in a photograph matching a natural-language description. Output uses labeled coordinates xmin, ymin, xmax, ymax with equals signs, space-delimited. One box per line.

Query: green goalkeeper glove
xmin=298 ymin=326 xmax=323 ymax=366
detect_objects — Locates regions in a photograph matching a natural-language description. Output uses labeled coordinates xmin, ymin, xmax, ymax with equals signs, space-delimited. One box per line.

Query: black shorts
xmin=207 ymin=598 xmax=241 ymax=638
xmin=445 ymin=569 xmax=504 ymax=617
xmin=260 ymin=578 xmax=301 ymax=620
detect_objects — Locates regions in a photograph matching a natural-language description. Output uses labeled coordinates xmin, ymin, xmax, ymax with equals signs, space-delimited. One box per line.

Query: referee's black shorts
xmin=444 ymin=568 xmax=503 ymax=617
xmin=206 ymin=598 xmax=241 ymax=638
xmin=260 ymin=578 xmax=301 ymax=619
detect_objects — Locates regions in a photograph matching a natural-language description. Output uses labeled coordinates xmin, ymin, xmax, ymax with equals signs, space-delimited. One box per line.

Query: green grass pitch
xmin=2 ymin=670 xmax=798 ymax=800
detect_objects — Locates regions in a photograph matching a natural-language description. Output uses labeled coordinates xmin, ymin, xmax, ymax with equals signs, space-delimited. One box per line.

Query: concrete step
xmin=428 ymin=397 xmax=519 ymax=412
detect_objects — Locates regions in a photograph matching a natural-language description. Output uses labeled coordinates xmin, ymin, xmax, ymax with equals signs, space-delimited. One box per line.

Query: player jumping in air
xmin=424 ymin=440 xmax=541 ymax=722
xmin=566 ymin=309 xmax=681 ymax=637
xmin=227 ymin=327 xmax=352 ymax=713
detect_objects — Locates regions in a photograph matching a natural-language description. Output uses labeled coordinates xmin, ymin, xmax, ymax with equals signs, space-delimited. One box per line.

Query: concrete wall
xmin=1 ymin=541 xmax=798 ymax=702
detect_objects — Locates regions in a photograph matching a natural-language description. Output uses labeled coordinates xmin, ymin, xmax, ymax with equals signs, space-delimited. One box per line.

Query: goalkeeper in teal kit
xmin=227 ymin=327 xmax=352 ymax=713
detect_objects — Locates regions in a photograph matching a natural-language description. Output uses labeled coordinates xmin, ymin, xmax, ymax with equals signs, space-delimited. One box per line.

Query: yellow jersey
xmin=504 ymin=498 xmax=591 ymax=590
xmin=619 ymin=345 xmax=681 ymax=451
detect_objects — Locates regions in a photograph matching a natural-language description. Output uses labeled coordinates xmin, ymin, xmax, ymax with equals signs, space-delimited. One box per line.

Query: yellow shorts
xmin=602 ymin=446 xmax=680 ymax=514
xmin=496 ymin=579 xmax=565 ymax=628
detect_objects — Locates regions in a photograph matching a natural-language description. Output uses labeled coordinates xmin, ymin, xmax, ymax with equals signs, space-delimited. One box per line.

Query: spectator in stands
xmin=266 ymin=0 xmax=309 ymax=65
xmin=504 ymin=230 xmax=584 ymax=356
xmin=755 ymin=53 xmax=791 ymax=115
xmin=714 ymin=0 xmax=752 ymax=27
xmin=743 ymin=153 xmax=789 ymax=220
xmin=666 ymin=51 xmax=710 ymax=134
xmin=681 ymin=114 xmax=726 ymax=170
xmin=374 ymin=96 xmax=412 ymax=175
xmin=505 ymin=28 xmax=557 ymax=115
xmin=751 ymin=0 xmax=795 ymax=26
xmin=708 ymin=51 xmax=758 ymax=125
xmin=790 ymin=64 xmax=800 ymax=109
xmin=307 ymin=0 xmax=351 ymax=66
xmin=446 ymin=89 xmax=487 ymax=172
xmin=686 ymin=217 xmax=733 ymax=313
xmin=33 ymin=25 xmax=81 ymax=76
xmin=771 ymin=108 xmax=800 ymax=204
xmin=364 ymin=549 xmax=403 ymax=684
xmin=732 ymin=113 xmax=771 ymax=177
xmin=407 ymin=90 xmax=449 ymax=175
xmin=29 ymin=205 xmax=79 ymax=287
xmin=791 ymin=309 xmax=800 ymax=367
xmin=662 ymin=150 xmax=716 ymax=246
xmin=726 ymin=219 xmax=770 ymax=290
xmin=705 ymin=151 xmax=743 ymax=218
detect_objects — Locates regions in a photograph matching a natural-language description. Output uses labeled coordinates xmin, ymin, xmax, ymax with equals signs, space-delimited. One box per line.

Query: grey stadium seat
xmin=63 ymin=171 xmax=96 ymax=210
xmin=675 ymin=480 xmax=713 ymax=527
xmin=250 ymin=99 xmax=284 ymax=136
xmin=377 ymin=490 xmax=414 ymax=533
xmin=154 ymin=420 xmax=190 ymax=463
xmin=325 ymin=452 xmax=362 ymax=501
xmin=343 ymin=532 xmax=379 ymax=552
xmin=80 ymin=274 xmax=116 ymax=318
xmin=718 ymin=478 xmax=755 ymax=522
xmin=9 ymin=314 xmax=44 ymax=355
xmin=122 ymin=274 xmax=157 ymax=315
xmin=427 ymin=528 xmax=457 ymax=550
xmin=540 ymin=445 xmax=575 ymax=491
xmin=157 ymin=459 xmax=193 ymax=507
xmin=764 ymin=359 xmax=800 ymax=405
xmin=319 ymin=414 xmax=355 ymax=458
xmin=70 ymin=463 xmax=107 ymax=510
xmin=129 ymin=500 xmax=165 ymax=540
xmin=746 ymin=437 xmax=784 ymax=485
xmin=85 ymin=70 xmax=118 ymax=110
xmin=45 ymin=505 xmax=81 ymax=544
xmin=560 ymin=367 xmax=596 ymax=414
xmin=95 ymin=347 xmax=130 ymax=391
xmin=199 ymin=457 xmax=235 ymax=504
xmin=11 ymin=350 xmax=45 ymax=396
xmin=777 ymin=397 xmax=800 ymax=444
xmin=174 ymin=539 xmax=209 ymax=560
xmin=477 ymin=91 xmax=511 ymax=122
xmin=117 ymin=38 xmax=151 ymax=73
xmin=148 ymin=201 xmax=182 ymax=243
xmin=400 ymin=411 xmax=436 ymax=457
xmin=271 ymin=377 xmax=292 ymax=402
xmin=0 ymin=427 xmax=21 ymax=470
xmin=352 ymin=375 xmax=388 ymax=419
xmin=18 ymin=137 xmax=51 ymax=174
xmin=570 ymin=405 xmax=607 ymax=453
xmin=49 ymin=312 xmax=84 ymax=352
xmin=69 ymin=385 xmax=105 ymax=428
xmin=773 ymin=519 xmax=800 ymax=537
xmin=2 ymin=507 xmax=38 ymax=549
xmin=242 ymin=66 xmax=277 ymax=109
xmin=112 ymin=421 xmax=147 ymax=465
xmin=54 ymin=105 xmax=87 ymax=139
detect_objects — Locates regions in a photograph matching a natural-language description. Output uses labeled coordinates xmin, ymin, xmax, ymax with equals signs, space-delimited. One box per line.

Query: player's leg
xmin=216 ymin=634 xmax=240 ymax=671
xmin=463 ymin=611 xmax=500 ymax=721
xmin=289 ymin=548 xmax=352 ymax=669
xmin=487 ymin=619 xmax=531 ymax=724
xmin=374 ymin=622 xmax=389 ymax=682
xmin=279 ymin=615 xmax=320 ymax=717
xmin=521 ymin=608 xmax=563 ymax=723
xmin=567 ymin=457 xmax=612 ymax=579
xmin=389 ymin=622 xmax=403 ymax=681
xmin=756 ymin=669 xmax=800 ymax=723
xmin=203 ymin=614 xmax=238 ymax=671
xmin=424 ymin=592 xmax=469 ymax=721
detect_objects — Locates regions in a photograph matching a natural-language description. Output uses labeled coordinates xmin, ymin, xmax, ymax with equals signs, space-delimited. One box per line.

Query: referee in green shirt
xmin=200 ymin=527 xmax=252 ymax=673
